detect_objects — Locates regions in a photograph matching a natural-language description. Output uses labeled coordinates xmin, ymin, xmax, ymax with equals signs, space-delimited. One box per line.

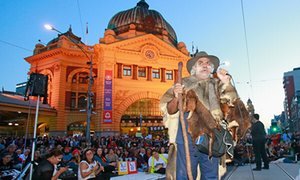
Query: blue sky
xmin=1 ymin=0 xmax=300 ymax=128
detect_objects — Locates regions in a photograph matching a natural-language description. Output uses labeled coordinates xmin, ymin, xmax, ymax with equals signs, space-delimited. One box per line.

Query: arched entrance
xmin=120 ymin=98 xmax=166 ymax=137
xmin=67 ymin=121 xmax=85 ymax=136
xmin=38 ymin=122 xmax=49 ymax=136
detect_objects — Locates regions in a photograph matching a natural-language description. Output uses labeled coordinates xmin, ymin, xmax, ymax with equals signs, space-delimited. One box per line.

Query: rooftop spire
xmin=68 ymin=25 xmax=72 ymax=32
xmin=137 ymin=0 xmax=149 ymax=9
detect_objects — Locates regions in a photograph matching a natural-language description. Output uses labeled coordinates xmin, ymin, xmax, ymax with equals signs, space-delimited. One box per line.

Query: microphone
xmin=226 ymin=73 xmax=232 ymax=77
xmin=211 ymin=72 xmax=232 ymax=77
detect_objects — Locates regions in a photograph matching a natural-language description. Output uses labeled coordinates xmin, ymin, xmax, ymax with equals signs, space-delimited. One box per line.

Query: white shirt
xmin=78 ymin=160 xmax=97 ymax=180
xmin=148 ymin=155 xmax=167 ymax=170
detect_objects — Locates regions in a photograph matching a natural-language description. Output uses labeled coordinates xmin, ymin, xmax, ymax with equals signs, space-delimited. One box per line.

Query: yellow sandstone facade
xmin=25 ymin=0 xmax=190 ymax=136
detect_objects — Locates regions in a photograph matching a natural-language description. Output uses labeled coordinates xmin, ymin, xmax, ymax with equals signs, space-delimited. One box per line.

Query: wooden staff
xmin=177 ymin=62 xmax=193 ymax=180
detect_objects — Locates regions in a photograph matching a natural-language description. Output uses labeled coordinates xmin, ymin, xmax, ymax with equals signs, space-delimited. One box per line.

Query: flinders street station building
xmin=0 ymin=0 xmax=191 ymax=137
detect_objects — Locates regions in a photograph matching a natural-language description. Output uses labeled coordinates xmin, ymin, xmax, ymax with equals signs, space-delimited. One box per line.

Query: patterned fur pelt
xmin=222 ymin=98 xmax=251 ymax=141
xmin=166 ymin=143 xmax=176 ymax=180
xmin=184 ymin=89 xmax=219 ymax=158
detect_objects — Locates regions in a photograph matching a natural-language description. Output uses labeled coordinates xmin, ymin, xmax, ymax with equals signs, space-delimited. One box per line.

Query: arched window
xmin=124 ymin=99 xmax=161 ymax=116
xmin=72 ymin=72 xmax=89 ymax=84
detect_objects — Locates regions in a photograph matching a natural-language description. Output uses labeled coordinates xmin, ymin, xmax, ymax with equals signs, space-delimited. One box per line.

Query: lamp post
xmin=45 ymin=24 xmax=94 ymax=147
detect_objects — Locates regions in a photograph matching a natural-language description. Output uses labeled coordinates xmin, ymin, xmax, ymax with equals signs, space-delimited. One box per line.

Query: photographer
xmin=32 ymin=148 xmax=68 ymax=180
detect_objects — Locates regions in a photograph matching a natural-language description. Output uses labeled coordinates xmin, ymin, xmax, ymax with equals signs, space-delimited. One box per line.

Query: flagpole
xmin=85 ymin=22 xmax=88 ymax=45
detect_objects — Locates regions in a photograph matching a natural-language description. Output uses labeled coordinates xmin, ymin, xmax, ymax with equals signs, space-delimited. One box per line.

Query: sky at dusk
xmin=1 ymin=0 xmax=300 ymax=128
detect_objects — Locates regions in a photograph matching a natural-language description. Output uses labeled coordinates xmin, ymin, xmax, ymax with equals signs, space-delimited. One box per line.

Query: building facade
xmin=24 ymin=0 xmax=190 ymax=137
xmin=283 ymin=67 xmax=300 ymax=132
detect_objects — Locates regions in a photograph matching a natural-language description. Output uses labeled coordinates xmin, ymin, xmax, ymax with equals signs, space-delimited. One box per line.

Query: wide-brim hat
xmin=186 ymin=51 xmax=220 ymax=73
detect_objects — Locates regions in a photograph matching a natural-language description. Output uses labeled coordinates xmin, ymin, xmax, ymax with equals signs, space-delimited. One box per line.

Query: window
xmin=72 ymin=72 xmax=88 ymax=84
xmin=78 ymin=73 xmax=88 ymax=84
xmin=138 ymin=67 xmax=146 ymax=77
xmin=78 ymin=94 xmax=87 ymax=109
xmin=152 ymin=69 xmax=160 ymax=79
xmin=123 ymin=66 xmax=132 ymax=76
xmin=70 ymin=92 xmax=95 ymax=110
xmin=124 ymin=99 xmax=162 ymax=116
xmin=166 ymin=70 xmax=173 ymax=80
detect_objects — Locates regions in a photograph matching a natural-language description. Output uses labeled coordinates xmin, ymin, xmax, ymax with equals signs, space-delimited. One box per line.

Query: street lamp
xmin=44 ymin=24 xmax=94 ymax=146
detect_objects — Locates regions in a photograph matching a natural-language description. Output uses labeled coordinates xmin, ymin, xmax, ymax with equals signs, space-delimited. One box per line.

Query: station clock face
xmin=145 ymin=50 xmax=155 ymax=59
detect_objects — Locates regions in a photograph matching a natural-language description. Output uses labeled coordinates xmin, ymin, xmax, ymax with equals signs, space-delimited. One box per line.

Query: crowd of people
xmin=0 ymin=129 xmax=299 ymax=179
xmin=231 ymin=130 xmax=300 ymax=167
xmin=0 ymin=134 xmax=169 ymax=179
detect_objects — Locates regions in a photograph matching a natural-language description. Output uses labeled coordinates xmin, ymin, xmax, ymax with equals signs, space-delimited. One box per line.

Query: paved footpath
xmin=223 ymin=163 xmax=300 ymax=180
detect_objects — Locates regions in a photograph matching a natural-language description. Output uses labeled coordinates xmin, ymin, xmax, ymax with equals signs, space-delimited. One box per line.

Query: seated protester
xmin=115 ymin=149 xmax=122 ymax=159
xmin=67 ymin=157 xmax=79 ymax=174
xmin=121 ymin=149 xmax=133 ymax=161
xmin=270 ymin=157 xmax=297 ymax=164
xmin=0 ymin=152 xmax=14 ymax=171
xmin=15 ymin=149 xmax=22 ymax=161
xmin=1 ymin=144 xmax=21 ymax=170
xmin=19 ymin=149 xmax=30 ymax=164
xmin=158 ymin=147 xmax=168 ymax=159
xmin=32 ymin=148 xmax=68 ymax=180
xmin=105 ymin=149 xmax=119 ymax=164
xmin=94 ymin=148 xmax=116 ymax=173
xmin=291 ymin=139 xmax=299 ymax=156
xmin=0 ymin=152 xmax=20 ymax=180
xmin=0 ymin=142 xmax=4 ymax=153
xmin=78 ymin=149 xmax=103 ymax=180
xmin=148 ymin=149 xmax=167 ymax=174
xmin=107 ymin=140 xmax=117 ymax=149
xmin=72 ymin=148 xmax=81 ymax=165
xmin=130 ymin=138 xmax=138 ymax=148
xmin=139 ymin=148 xmax=146 ymax=159
xmin=62 ymin=147 xmax=72 ymax=164
xmin=133 ymin=149 xmax=148 ymax=172
xmin=271 ymin=144 xmax=299 ymax=164
xmin=23 ymin=150 xmax=42 ymax=170
xmin=144 ymin=148 xmax=152 ymax=164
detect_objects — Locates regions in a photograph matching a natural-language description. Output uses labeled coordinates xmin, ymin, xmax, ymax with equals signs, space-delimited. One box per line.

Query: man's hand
xmin=173 ymin=83 xmax=184 ymax=98
xmin=110 ymin=162 xmax=117 ymax=167
xmin=99 ymin=165 xmax=104 ymax=172
xmin=216 ymin=68 xmax=231 ymax=84
xmin=155 ymin=164 xmax=163 ymax=170
xmin=58 ymin=166 xmax=69 ymax=174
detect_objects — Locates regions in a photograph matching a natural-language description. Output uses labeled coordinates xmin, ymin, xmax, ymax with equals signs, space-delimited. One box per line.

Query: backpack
xmin=195 ymin=127 xmax=234 ymax=158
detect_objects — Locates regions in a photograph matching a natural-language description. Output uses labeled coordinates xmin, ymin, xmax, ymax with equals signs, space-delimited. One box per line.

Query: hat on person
xmin=186 ymin=51 xmax=220 ymax=74
xmin=1 ymin=152 xmax=11 ymax=159
xmin=64 ymin=147 xmax=70 ymax=152
xmin=72 ymin=149 xmax=80 ymax=156
xmin=253 ymin=113 xmax=260 ymax=120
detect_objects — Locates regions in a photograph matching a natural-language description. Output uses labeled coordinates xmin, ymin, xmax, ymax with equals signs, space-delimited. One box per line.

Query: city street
xmin=223 ymin=163 xmax=300 ymax=180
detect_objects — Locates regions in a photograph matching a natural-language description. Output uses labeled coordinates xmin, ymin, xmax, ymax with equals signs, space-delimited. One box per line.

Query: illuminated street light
xmin=44 ymin=24 xmax=62 ymax=34
xmin=44 ymin=24 xmax=94 ymax=146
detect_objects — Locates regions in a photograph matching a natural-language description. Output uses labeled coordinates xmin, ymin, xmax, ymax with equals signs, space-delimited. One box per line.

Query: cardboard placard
xmin=127 ymin=161 xmax=137 ymax=174
xmin=118 ymin=161 xmax=128 ymax=175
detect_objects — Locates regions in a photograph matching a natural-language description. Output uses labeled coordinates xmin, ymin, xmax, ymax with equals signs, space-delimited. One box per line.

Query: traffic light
xmin=270 ymin=125 xmax=280 ymax=134
xmin=272 ymin=126 xmax=278 ymax=133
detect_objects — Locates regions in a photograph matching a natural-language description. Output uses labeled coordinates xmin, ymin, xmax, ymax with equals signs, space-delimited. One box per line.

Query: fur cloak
xmin=160 ymin=75 xmax=239 ymax=179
